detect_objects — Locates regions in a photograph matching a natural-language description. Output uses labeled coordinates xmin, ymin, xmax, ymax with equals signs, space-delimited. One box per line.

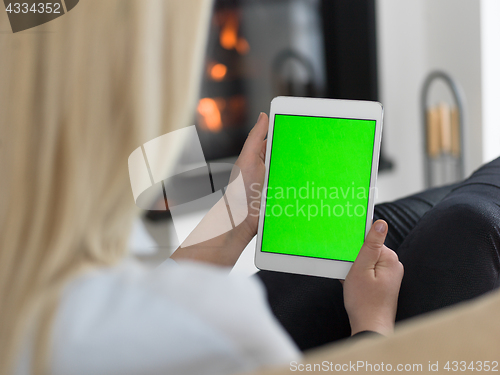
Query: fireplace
xmin=194 ymin=0 xmax=391 ymax=168
xmin=146 ymin=0 xmax=391 ymax=221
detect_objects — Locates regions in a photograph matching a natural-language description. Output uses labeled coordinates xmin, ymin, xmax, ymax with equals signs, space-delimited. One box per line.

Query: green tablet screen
xmin=260 ymin=114 xmax=376 ymax=262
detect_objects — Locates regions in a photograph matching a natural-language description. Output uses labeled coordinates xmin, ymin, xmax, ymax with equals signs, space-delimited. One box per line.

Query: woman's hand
xmin=232 ymin=112 xmax=269 ymax=239
xmin=170 ymin=114 xmax=268 ymax=267
xmin=343 ymin=220 xmax=404 ymax=336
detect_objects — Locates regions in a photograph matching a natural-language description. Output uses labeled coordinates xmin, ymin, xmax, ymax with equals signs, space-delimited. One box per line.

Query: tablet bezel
xmin=254 ymin=96 xmax=383 ymax=279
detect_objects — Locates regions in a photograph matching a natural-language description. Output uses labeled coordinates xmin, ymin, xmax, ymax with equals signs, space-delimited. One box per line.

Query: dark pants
xmin=258 ymin=157 xmax=500 ymax=351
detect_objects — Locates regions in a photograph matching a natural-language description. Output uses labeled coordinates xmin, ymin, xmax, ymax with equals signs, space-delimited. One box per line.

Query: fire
xmin=210 ymin=63 xmax=227 ymax=81
xmin=197 ymin=98 xmax=223 ymax=132
xmin=236 ymin=37 xmax=250 ymax=55
xmin=218 ymin=11 xmax=250 ymax=55
xmin=220 ymin=13 xmax=238 ymax=50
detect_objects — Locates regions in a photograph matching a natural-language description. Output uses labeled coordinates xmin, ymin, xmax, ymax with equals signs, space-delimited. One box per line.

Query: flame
xmin=236 ymin=38 xmax=250 ymax=55
xmin=210 ymin=63 xmax=227 ymax=81
xmin=214 ymin=97 xmax=226 ymax=111
xmin=197 ymin=98 xmax=223 ymax=132
xmin=220 ymin=13 xmax=238 ymax=50
xmin=218 ymin=11 xmax=250 ymax=55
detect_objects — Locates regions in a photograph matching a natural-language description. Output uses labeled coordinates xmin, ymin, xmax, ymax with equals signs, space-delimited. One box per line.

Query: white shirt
xmin=17 ymin=259 xmax=299 ymax=375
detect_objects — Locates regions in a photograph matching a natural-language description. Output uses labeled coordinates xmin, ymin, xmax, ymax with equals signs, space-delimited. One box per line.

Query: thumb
xmin=354 ymin=220 xmax=388 ymax=269
xmin=241 ymin=113 xmax=269 ymax=157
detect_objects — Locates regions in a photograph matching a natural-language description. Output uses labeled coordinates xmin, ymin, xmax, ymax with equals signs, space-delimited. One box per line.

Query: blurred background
xmin=132 ymin=0 xmax=500 ymax=272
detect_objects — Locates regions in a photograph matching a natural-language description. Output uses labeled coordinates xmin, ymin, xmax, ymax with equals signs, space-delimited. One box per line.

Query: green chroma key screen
xmin=261 ymin=114 xmax=376 ymax=262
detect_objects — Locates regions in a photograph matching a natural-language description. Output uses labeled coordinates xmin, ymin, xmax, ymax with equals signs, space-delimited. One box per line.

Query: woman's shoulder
xmin=50 ymin=258 xmax=299 ymax=375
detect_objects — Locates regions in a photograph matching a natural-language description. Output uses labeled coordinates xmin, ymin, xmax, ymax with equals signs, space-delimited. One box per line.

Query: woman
xmin=0 ymin=1 xmax=403 ymax=374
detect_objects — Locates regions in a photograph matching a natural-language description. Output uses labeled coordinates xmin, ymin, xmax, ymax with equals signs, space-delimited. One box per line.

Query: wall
xmin=375 ymin=0 xmax=428 ymax=202
xmin=375 ymin=0 xmax=491 ymax=203
xmin=481 ymin=0 xmax=500 ymax=164
xmin=423 ymin=0 xmax=482 ymax=176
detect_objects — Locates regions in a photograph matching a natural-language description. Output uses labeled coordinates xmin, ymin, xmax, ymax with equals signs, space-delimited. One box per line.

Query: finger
xmin=259 ymin=139 xmax=267 ymax=162
xmin=378 ymin=246 xmax=403 ymax=271
xmin=242 ymin=113 xmax=269 ymax=156
xmin=354 ymin=220 xmax=388 ymax=269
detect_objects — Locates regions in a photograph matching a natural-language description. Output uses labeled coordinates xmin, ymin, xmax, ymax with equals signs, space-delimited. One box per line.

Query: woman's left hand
xmin=231 ymin=112 xmax=269 ymax=239
xmin=171 ymin=113 xmax=268 ymax=266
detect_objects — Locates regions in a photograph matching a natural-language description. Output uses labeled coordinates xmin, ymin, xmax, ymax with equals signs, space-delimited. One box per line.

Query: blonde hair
xmin=0 ymin=0 xmax=211 ymax=373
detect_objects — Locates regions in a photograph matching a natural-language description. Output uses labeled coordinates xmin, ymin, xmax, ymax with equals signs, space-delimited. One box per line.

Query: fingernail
xmin=374 ymin=221 xmax=386 ymax=233
xmin=257 ymin=112 xmax=264 ymax=122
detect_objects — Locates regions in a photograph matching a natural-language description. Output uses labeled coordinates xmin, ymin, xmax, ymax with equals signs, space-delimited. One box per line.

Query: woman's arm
xmin=170 ymin=113 xmax=268 ymax=267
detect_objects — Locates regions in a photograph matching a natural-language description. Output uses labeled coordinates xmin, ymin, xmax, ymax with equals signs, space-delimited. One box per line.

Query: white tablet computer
xmin=255 ymin=97 xmax=383 ymax=279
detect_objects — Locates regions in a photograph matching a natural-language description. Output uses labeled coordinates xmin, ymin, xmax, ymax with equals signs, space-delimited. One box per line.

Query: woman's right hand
xmin=342 ymin=220 xmax=404 ymax=336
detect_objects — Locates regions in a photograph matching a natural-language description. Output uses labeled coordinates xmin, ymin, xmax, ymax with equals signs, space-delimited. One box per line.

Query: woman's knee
xmin=398 ymin=193 xmax=500 ymax=275
xmin=412 ymin=194 xmax=500 ymax=281
xmin=438 ymin=194 xmax=500 ymax=240
xmin=396 ymin=194 xmax=500 ymax=320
